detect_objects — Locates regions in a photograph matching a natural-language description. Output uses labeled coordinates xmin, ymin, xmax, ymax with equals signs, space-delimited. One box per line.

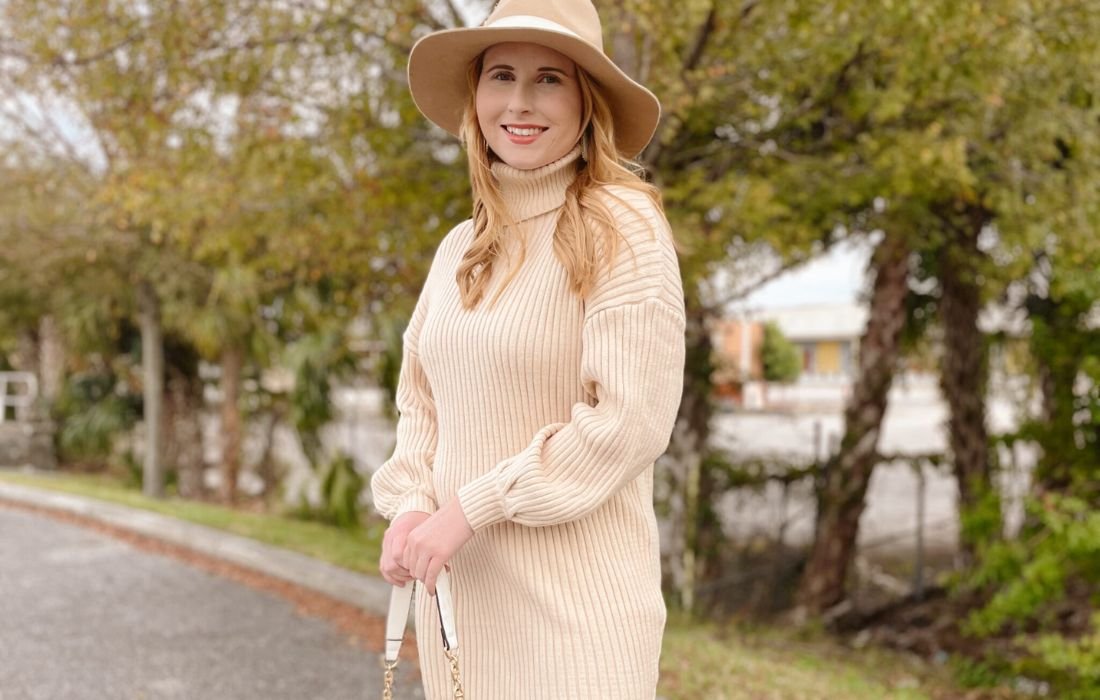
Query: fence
xmin=683 ymin=449 xmax=955 ymax=617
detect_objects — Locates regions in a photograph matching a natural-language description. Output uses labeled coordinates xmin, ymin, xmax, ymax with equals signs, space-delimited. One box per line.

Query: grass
xmin=659 ymin=614 xmax=1004 ymax=700
xmin=1 ymin=468 xmax=1017 ymax=699
xmin=0 ymin=468 xmax=384 ymax=575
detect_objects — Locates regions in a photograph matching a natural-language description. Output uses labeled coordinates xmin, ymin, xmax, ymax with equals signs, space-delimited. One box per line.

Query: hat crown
xmin=484 ymin=0 xmax=604 ymax=50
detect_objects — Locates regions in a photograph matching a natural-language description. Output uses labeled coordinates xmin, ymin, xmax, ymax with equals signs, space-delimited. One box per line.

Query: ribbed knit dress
xmin=370 ymin=146 xmax=686 ymax=700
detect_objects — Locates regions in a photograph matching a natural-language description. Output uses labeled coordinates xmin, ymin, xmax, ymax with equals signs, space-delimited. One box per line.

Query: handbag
xmin=382 ymin=569 xmax=464 ymax=699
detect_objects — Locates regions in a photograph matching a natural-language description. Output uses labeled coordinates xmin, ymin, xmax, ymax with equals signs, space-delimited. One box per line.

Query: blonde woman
xmin=370 ymin=1 xmax=685 ymax=697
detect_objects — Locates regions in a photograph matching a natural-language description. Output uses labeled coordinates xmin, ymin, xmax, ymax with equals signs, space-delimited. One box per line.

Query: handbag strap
xmin=381 ymin=573 xmax=464 ymax=699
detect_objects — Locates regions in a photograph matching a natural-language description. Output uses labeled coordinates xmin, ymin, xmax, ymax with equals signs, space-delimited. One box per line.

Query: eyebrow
xmin=484 ymin=64 xmax=571 ymax=76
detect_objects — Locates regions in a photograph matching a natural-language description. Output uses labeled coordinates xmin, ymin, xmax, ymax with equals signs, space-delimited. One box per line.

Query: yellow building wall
xmin=815 ymin=341 xmax=842 ymax=374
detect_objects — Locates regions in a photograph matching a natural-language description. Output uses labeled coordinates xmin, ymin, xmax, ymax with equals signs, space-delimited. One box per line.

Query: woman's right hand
xmin=380 ymin=510 xmax=432 ymax=586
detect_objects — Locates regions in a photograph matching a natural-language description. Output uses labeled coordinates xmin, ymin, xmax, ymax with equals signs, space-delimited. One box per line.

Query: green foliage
xmin=761 ymin=322 xmax=802 ymax=384
xmin=284 ymin=328 xmax=356 ymax=460
xmin=1025 ymin=615 xmax=1100 ymax=697
xmin=281 ymin=327 xmax=364 ymax=526
xmin=373 ymin=312 xmax=409 ymax=415
xmin=957 ymin=493 xmax=1100 ymax=694
xmin=52 ymin=372 xmax=139 ymax=463
xmin=317 ymin=452 xmax=366 ymax=530
xmin=956 ymin=486 xmax=1005 ymax=553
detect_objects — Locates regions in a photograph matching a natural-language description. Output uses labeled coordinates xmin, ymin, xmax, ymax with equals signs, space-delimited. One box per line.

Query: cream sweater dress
xmin=370 ymin=147 xmax=686 ymax=700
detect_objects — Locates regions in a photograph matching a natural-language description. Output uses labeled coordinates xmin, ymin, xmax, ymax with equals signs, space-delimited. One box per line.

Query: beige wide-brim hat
xmin=407 ymin=0 xmax=661 ymax=158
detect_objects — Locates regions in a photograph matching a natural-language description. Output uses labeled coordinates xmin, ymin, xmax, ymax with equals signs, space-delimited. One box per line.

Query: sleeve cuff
xmin=456 ymin=421 xmax=567 ymax=531
xmin=390 ymin=490 xmax=438 ymax=520
xmin=457 ymin=472 xmax=507 ymax=531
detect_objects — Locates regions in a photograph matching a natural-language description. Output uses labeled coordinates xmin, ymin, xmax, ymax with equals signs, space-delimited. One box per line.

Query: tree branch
xmin=643 ymin=0 xmax=754 ymax=167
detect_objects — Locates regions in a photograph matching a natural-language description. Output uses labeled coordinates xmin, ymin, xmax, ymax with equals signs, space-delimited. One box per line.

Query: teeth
xmin=506 ymin=126 xmax=543 ymax=136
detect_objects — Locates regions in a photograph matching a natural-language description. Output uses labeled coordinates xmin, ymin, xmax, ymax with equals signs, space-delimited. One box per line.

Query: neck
xmin=490 ymin=146 xmax=582 ymax=223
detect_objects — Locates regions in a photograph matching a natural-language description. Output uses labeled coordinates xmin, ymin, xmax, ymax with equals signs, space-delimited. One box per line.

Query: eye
xmin=538 ymin=74 xmax=562 ymax=84
xmin=488 ymin=71 xmax=513 ymax=81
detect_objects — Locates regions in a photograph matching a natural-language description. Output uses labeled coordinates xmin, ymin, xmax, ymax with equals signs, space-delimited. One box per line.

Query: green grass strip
xmin=0 ymin=469 xmax=383 ymax=575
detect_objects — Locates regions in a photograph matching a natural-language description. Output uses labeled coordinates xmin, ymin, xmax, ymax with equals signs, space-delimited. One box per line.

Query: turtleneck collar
xmin=491 ymin=146 xmax=582 ymax=223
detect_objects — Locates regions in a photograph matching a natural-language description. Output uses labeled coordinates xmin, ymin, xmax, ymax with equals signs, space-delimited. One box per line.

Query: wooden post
xmin=913 ymin=459 xmax=926 ymax=600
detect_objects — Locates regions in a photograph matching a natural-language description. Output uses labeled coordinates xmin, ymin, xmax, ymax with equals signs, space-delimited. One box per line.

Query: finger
xmin=412 ymin=552 xmax=432 ymax=583
xmin=386 ymin=571 xmax=412 ymax=586
xmin=381 ymin=554 xmax=411 ymax=580
xmin=388 ymin=536 xmax=407 ymax=562
xmin=423 ymin=558 xmax=445 ymax=597
xmin=382 ymin=561 xmax=409 ymax=578
xmin=400 ymin=537 xmax=418 ymax=571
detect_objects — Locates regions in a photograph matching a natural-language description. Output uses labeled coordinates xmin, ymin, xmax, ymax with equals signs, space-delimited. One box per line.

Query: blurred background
xmin=0 ymin=1 xmax=1097 ymax=698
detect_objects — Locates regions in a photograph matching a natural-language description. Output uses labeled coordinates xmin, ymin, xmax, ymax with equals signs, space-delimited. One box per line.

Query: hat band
xmin=484 ymin=15 xmax=584 ymax=40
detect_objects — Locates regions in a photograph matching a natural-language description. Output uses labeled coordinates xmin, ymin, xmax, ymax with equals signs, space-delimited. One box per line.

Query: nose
xmin=506 ymin=81 xmax=534 ymax=114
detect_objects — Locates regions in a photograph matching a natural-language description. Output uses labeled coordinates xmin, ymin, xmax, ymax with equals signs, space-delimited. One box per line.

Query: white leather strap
xmin=384 ymin=582 xmax=414 ymax=663
xmin=435 ymin=569 xmax=459 ymax=651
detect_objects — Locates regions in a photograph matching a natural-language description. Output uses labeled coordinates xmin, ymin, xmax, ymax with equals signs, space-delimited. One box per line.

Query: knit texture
xmin=370 ymin=147 xmax=685 ymax=699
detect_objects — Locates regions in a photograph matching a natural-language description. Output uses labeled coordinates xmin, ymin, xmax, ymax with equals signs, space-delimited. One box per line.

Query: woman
xmin=370 ymin=1 xmax=685 ymax=697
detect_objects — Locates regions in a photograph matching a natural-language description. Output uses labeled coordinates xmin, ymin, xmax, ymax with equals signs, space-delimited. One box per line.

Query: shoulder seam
xmin=585 ymin=296 xmax=686 ymax=324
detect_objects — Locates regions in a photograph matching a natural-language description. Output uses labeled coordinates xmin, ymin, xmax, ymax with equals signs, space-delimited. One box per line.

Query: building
xmin=712 ymin=303 xmax=868 ymax=410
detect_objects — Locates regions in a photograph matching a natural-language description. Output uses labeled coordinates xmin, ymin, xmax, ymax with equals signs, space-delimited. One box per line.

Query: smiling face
xmin=475 ymin=42 xmax=584 ymax=170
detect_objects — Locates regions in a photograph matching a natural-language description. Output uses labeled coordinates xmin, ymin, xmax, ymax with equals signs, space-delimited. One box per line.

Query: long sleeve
xmin=369 ymin=282 xmax=440 ymax=520
xmin=457 ymin=186 xmax=686 ymax=530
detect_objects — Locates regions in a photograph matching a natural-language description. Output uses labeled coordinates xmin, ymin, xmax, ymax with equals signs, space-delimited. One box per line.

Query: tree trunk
xmin=38 ymin=315 xmax=66 ymax=404
xmin=219 ymin=344 xmax=244 ymax=504
xmin=661 ymin=295 xmax=716 ymax=614
xmin=254 ymin=404 xmax=285 ymax=500
xmin=937 ymin=219 xmax=995 ymax=561
xmin=138 ymin=281 xmax=165 ymax=498
xmin=796 ymin=233 xmax=910 ymax=614
xmin=165 ymin=367 xmax=205 ymax=499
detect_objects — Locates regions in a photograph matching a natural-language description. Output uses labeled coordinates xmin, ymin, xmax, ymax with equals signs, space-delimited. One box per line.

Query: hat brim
xmin=407 ymin=26 xmax=660 ymax=159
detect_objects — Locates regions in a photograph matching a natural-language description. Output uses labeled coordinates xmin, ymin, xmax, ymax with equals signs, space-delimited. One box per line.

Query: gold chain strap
xmin=444 ymin=648 xmax=465 ymax=699
xmin=380 ymin=651 xmax=463 ymax=699
xmin=381 ymin=658 xmax=398 ymax=700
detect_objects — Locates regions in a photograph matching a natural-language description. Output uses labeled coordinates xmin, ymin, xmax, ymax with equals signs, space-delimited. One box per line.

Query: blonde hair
xmin=455 ymin=51 xmax=667 ymax=310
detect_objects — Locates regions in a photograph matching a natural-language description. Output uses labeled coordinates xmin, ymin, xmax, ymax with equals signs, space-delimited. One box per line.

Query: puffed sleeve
xmin=456 ymin=186 xmax=686 ymax=529
xmin=369 ymin=261 xmax=440 ymax=520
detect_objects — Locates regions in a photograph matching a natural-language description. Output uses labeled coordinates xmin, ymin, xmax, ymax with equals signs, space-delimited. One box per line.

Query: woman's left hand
xmin=402 ymin=497 xmax=475 ymax=596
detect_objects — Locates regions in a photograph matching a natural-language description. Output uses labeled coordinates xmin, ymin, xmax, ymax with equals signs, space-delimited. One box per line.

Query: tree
xmin=797 ymin=233 xmax=910 ymax=612
xmin=594 ymin=0 xmax=1099 ymax=618
xmin=761 ymin=321 xmax=801 ymax=384
xmin=0 ymin=0 xmax=471 ymax=500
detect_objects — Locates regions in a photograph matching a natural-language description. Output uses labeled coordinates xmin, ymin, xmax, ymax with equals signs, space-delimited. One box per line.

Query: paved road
xmin=0 ymin=506 xmax=423 ymax=700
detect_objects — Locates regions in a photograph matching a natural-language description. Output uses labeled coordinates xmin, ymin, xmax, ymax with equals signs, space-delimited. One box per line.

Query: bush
xmin=957 ymin=493 xmax=1100 ymax=696
xmin=318 ymin=452 xmax=365 ymax=530
xmin=53 ymin=371 xmax=139 ymax=465
xmin=761 ymin=321 xmax=801 ymax=383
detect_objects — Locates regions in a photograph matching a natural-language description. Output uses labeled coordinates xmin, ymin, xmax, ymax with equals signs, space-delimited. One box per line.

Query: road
xmin=0 ymin=505 xmax=423 ymax=700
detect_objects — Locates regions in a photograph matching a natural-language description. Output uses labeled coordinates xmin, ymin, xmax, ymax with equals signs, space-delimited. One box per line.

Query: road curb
xmin=0 ymin=476 xmax=392 ymax=618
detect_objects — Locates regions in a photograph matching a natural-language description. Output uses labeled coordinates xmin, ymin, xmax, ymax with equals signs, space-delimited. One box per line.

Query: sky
xmin=735 ymin=239 xmax=872 ymax=311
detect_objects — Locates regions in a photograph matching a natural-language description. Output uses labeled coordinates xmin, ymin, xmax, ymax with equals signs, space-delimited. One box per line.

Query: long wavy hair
xmin=455 ymin=50 xmax=667 ymax=310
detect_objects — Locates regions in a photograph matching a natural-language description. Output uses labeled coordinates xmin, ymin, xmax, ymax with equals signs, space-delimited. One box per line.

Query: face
xmin=476 ymin=42 xmax=583 ymax=170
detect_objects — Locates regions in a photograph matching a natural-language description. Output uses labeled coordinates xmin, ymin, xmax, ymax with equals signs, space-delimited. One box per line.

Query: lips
xmin=501 ymin=124 xmax=546 ymax=145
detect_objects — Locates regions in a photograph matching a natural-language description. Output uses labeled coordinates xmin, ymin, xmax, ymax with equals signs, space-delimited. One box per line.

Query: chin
xmin=493 ymin=149 xmax=532 ymax=168
xmin=500 ymin=149 xmax=557 ymax=170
